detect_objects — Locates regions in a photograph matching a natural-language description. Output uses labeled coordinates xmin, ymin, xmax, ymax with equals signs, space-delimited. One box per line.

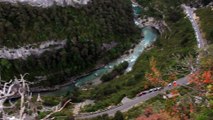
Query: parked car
xmin=173 ymin=81 xmax=177 ymax=86
xmin=168 ymin=83 xmax=172 ymax=87
xmin=149 ymin=89 xmax=154 ymax=93
xmin=137 ymin=91 xmax=147 ymax=96
xmin=153 ymin=88 xmax=157 ymax=91
xmin=156 ymin=87 xmax=162 ymax=90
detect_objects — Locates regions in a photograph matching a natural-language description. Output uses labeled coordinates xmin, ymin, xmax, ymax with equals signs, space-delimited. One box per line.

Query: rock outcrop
xmin=0 ymin=0 xmax=91 ymax=7
xmin=134 ymin=17 xmax=168 ymax=34
xmin=0 ymin=40 xmax=66 ymax=59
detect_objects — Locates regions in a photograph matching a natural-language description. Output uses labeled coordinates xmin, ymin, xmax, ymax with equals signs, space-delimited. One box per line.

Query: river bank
xmin=30 ymin=39 xmax=142 ymax=93
xmin=29 ymin=38 xmax=142 ymax=93
xmin=38 ymin=27 xmax=158 ymax=96
xmin=30 ymin=63 xmax=105 ymax=93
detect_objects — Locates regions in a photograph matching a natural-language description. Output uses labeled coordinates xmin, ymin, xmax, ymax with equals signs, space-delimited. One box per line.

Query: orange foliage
xmin=144 ymin=107 xmax=153 ymax=117
xmin=145 ymin=57 xmax=166 ymax=86
xmin=169 ymin=96 xmax=198 ymax=120
xmin=171 ymin=105 xmax=178 ymax=115
xmin=189 ymin=103 xmax=194 ymax=113
xmin=202 ymin=71 xmax=212 ymax=83
xmin=188 ymin=70 xmax=213 ymax=86
xmin=188 ymin=71 xmax=201 ymax=85
xmin=171 ymin=90 xmax=179 ymax=95
xmin=136 ymin=110 xmax=179 ymax=120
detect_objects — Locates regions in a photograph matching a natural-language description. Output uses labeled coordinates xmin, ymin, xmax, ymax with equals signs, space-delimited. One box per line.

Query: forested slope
xmin=0 ymin=0 xmax=138 ymax=47
xmin=196 ymin=7 xmax=213 ymax=43
xmin=0 ymin=0 xmax=140 ymax=86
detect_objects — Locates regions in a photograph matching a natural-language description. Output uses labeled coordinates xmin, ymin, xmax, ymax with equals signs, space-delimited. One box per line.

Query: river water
xmin=42 ymin=3 xmax=158 ymax=96
xmin=132 ymin=4 xmax=142 ymax=16
xmin=43 ymin=27 xmax=157 ymax=96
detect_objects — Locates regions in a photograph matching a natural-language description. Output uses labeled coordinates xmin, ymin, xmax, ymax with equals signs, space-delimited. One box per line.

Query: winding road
xmin=183 ymin=5 xmax=205 ymax=48
xmin=75 ymin=77 xmax=189 ymax=119
xmin=75 ymin=5 xmax=205 ymax=120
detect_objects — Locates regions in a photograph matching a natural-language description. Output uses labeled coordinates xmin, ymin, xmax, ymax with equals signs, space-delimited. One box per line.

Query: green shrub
xmin=101 ymin=61 xmax=129 ymax=82
xmin=42 ymin=96 xmax=61 ymax=106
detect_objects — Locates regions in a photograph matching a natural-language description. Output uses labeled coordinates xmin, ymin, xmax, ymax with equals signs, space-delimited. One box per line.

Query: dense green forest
xmin=196 ymin=7 xmax=213 ymax=43
xmin=0 ymin=0 xmax=141 ymax=86
xmin=0 ymin=0 xmax=139 ymax=47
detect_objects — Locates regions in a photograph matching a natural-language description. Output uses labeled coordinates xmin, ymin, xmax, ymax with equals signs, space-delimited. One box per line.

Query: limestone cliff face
xmin=0 ymin=0 xmax=90 ymax=7
xmin=134 ymin=17 xmax=167 ymax=34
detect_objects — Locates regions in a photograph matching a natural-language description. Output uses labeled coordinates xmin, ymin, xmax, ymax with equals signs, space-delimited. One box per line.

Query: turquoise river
xmin=42 ymin=2 xmax=157 ymax=96
xmin=44 ymin=27 xmax=158 ymax=96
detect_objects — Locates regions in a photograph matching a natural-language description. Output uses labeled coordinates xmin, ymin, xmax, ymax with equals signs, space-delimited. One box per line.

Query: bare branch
xmin=41 ymin=99 xmax=71 ymax=120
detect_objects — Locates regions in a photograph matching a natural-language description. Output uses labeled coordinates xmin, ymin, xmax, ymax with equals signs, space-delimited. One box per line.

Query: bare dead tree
xmin=0 ymin=74 xmax=30 ymax=119
xmin=0 ymin=74 xmax=71 ymax=120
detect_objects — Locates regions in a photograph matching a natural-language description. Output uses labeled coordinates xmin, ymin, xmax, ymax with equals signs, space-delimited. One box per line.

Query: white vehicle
xmin=153 ymin=88 xmax=157 ymax=91
xmin=156 ymin=87 xmax=162 ymax=90
xmin=168 ymin=83 xmax=172 ymax=87
xmin=149 ymin=89 xmax=154 ymax=92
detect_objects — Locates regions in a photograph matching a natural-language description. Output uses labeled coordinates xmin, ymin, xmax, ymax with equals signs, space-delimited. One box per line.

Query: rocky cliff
xmin=0 ymin=0 xmax=90 ymax=7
